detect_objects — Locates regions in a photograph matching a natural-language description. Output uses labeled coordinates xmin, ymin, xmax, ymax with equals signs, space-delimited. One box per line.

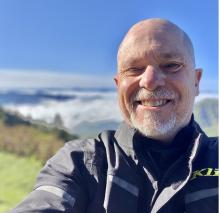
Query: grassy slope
xmin=0 ymin=109 xmax=77 ymax=212
xmin=0 ymin=152 xmax=42 ymax=213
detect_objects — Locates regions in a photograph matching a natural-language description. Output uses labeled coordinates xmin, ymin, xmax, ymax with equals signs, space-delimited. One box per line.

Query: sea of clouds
xmin=0 ymin=88 xmax=122 ymax=133
xmin=0 ymin=88 xmax=218 ymax=135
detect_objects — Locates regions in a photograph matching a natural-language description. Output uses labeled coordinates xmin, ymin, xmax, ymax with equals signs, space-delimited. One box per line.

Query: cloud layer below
xmin=0 ymin=69 xmax=115 ymax=89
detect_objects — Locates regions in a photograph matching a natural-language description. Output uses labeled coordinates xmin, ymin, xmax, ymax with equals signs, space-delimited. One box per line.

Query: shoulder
xmin=192 ymin=121 xmax=218 ymax=168
xmin=44 ymin=130 xmax=116 ymax=174
xmin=35 ymin=130 xmax=116 ymax=191
xmin=64 ymin=130 xmax=116 ymax=157
xmin=194 ymin=133 xmax=218 ymax=169
xmin=194 ymin=121 xmax=218 ymax=154
xmin=200 ymin=134 xmax=218 ymax=154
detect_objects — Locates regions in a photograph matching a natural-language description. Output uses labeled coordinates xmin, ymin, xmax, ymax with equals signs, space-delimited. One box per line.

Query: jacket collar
xmin=114 ymin=121 xmax=136 ymax=150
xmin=114 ymin=116 xmax=205 ymax=152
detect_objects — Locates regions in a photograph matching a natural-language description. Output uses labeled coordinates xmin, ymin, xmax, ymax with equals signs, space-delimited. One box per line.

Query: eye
xmin=160 ymin=62 xmax=183 ymax=72
xmin=123 ymin=67 xmax=145 ymax=76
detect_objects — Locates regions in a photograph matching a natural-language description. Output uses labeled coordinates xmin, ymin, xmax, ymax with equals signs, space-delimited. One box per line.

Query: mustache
xmin=131 ymin=88 xmax=176 ymax=102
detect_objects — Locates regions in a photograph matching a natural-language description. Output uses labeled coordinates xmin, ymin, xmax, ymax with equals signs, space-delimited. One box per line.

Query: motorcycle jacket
xmin=9 ymin=121 xmax=218 ymax=213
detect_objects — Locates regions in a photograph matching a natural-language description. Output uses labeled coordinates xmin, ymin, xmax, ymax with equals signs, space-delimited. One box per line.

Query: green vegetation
xmin=194 ymin=98 xmax=218 ymax=137
xmin=203 ymin=125 xmax=218 ymax=137
xmin=0 ymin=152 xmax=42 ymax=213
xmin=0 ymin=108 xmax=78 ymax=163
xmin=0 ymin=109 xmax=79 ymax=212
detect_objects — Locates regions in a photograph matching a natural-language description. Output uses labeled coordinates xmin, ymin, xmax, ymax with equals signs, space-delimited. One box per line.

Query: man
xmin=10 ymin=19 xmax=218 ymax=213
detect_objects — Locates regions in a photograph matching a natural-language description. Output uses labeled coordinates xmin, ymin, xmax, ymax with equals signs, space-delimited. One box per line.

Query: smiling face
xmin=115 ymin=19 xmax=202 ymax=142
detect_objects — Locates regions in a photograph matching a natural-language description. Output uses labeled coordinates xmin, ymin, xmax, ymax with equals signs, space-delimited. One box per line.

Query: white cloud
xmin=0 ymin=69 xmax=115 ymax=89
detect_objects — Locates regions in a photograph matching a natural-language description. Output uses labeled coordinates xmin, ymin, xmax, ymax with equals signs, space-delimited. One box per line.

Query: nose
xmin=139 ymin=65 xmax=165 ymax=90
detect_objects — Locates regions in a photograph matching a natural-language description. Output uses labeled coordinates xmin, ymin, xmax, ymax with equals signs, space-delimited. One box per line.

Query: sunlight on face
xmin=116 ymin=19 xmax=202 ymax=142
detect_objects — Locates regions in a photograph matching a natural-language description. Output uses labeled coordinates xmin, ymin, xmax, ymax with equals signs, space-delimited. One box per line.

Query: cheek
xmin=171 ymin=77 xmax=196 ymax=117
xmin=117 ymin=77 xmax=139 ymax=119
xmin=119 ymin=78 xmax=136 ymax=106
xmin=171 ymin=71 xmax=196 ymax=97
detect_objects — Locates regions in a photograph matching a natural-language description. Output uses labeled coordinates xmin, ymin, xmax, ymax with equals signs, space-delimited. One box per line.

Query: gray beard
xmin=130 ymin=111 xmax=176 ymax=138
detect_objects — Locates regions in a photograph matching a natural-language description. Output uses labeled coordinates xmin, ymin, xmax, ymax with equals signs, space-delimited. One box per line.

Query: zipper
xmin=149 ymin=153 xmax=186 ymax=208
xmin=150 ymin=134 xmax=202 ymax=213
xmin=142 ymin=166 xmax=158 ymax=206
xmin=150 ymin=134 xmax=202 ymax=207
xmin=137 ymin=151 xmax=159 ymax=207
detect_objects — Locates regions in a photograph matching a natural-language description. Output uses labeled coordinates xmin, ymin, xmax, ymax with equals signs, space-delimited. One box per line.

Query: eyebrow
xmin=156 ymin=52 xmax=184 ymax=60
xmin=128 ymin=52 xmax=184 ymax=63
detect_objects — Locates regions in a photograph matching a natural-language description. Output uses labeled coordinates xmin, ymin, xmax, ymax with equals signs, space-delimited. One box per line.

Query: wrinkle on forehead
xmin=117 ymin=19 xmax=195 ymax=71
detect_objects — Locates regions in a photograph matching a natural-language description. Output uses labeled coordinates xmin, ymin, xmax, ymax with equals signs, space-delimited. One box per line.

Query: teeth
xmin=141 ymin=100 xmax=168 ymax=107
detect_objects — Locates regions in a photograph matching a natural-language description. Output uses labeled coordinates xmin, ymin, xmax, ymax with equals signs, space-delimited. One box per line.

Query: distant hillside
xmin=194 ymin=98 xmax=218 ymax=136
xmin=0 ymin=108 xmax=78 ymax=163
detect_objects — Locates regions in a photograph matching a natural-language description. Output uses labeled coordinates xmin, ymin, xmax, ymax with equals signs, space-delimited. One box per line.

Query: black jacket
xmin=9 ymin=121 xmax=218 ymax=213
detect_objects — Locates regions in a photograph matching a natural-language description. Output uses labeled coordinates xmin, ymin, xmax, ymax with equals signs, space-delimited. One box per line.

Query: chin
xmin=130 ymin=111 xmax=177 ymax=140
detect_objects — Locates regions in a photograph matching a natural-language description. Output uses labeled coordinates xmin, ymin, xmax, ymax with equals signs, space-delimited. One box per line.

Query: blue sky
xmin=0 ymin=0 xmax=218 ymax=92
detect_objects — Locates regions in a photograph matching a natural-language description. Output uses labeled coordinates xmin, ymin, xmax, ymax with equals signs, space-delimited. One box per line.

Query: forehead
xmin=118 ymin=30 xmax=189 ymax=67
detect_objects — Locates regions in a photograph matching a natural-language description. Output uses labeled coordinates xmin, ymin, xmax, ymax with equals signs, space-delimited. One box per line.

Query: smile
xmin=136 ymin=99 xmax=172 ymax=107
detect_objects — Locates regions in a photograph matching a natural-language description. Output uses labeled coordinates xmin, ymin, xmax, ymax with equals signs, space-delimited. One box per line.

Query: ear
xmin=195 ymin=68 xmax=202 ymax=96
xmin=114 ymin=74 xmax=119 ymax=88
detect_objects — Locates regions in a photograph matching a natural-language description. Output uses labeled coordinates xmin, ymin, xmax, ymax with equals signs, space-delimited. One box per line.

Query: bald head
xmin=115 ymin=18 xmax=202 ymax=142
xmin=117 ymin=18 xmax=195 ymax=71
